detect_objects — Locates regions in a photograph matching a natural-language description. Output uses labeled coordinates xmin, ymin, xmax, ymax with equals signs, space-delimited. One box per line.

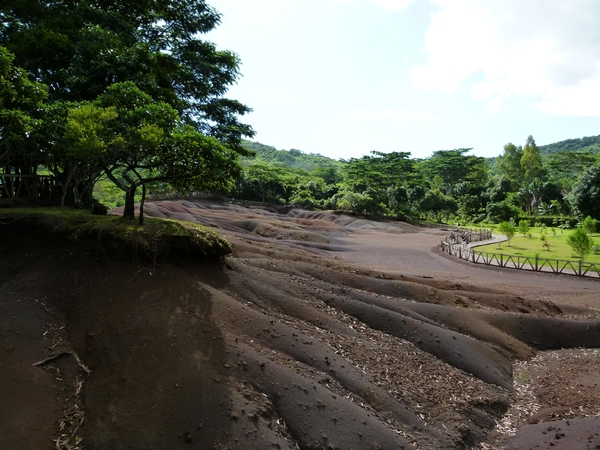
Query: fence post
xmin=472 ymin=249 xmax=475 ymax=262
xmin=535 ymin=256 xmax=539 ymax=272
xmin=579 ymin=260 xmax=582 ymax=276
xmin=459 ymin=247 xmax=462 ymax=259
xmin=500 ymin=253 xmax=503 ymax=267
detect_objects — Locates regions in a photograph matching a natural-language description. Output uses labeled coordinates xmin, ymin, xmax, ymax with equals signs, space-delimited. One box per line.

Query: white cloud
xmin=409 ymin=0 xmax=600 ymax=116
xmin=535 ymin=76 xmax=600 ymax=116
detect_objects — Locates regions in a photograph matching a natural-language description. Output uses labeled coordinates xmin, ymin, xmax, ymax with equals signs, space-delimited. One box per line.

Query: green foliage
xmin=495 ymin=142 xmax=524 ymax=186
xmin=419 ymin=148 xmax=487 ymax=194
xmin=486 ymin=200 xmax=520 ymax=223
xmin=336 ymin=191 xmax=381 ymax=215
xmin=1 ymin=0 xmax=254 ymax=215
xmin=478 ymin=227 xmax=600 ymax=265
xmin=582 ymin=216 xmax=598 ymax=234
xmin=518 ymin=218 xmax=530 ymax=235
xmin=545 ymin=149 xmax=600 ymax=192
xmin=241 ymin=140 xmax=343 ymax=174
xmin=0 ymin=0 xmax=254 ymax=145
xmin=497 ymin=221 xmax=516 ymax=246
xmin=64 ymin=104 xmax=120 ymax=158
xmin=419 ymin=189 xmax=458 ymax=222
xmin=241 ymin=160 xmax=291 ymax=204
xmin=344 ymin=151 xmax=416 ymax=193
xmin=0 ymin=46 xmax=49 ymax=171
xmin=521 ymin=135 xmax=546 ymax=182
xmin=538 ymin=135 xmax=600 ymax=155
xmin=456 ymin=194 xmax=482 ymax=222
xmin=568 ymin=163 xmax=600 ymax=220
xmin=93 ymin=175 xmax=134 ymax=210
xmin=567 ymin=227 xmax=594 ymax=260
xmin=518 ymin=215 xmax=577 ymax=229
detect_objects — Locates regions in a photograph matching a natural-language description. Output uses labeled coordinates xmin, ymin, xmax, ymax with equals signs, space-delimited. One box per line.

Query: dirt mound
xmin=2 ymin=200 xmax=600 ymax=449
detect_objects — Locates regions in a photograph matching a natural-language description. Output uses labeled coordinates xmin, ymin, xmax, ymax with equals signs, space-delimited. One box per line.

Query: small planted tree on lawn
xmin=518 ymin=219 xmax=530 ymax=237
xmin=498 ymin=221 xmax=516 ymax=246
xmin=567 ymin=228 xmax=594 ymax=261
xmin=540 ymin=232 xmax=549 ymax=251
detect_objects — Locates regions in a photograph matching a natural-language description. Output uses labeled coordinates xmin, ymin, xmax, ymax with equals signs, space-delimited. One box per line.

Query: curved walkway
xmin=332 ymin=226 xmax=600 ymax=308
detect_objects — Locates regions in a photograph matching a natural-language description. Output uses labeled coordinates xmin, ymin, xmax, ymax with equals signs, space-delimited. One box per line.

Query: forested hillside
xmin=241 ymin=140 xmax=345 ymax=172
xmin=538 ymin=135 xmax=600 ymax=155
xmin=229 ymin=135 xmax=600 ymax=225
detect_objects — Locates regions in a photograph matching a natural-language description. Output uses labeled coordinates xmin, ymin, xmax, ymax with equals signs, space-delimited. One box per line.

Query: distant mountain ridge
xmin=538 ymin=135 xmax=600 ymax=155
xmin=242 ymin=134 xmax=600 ymax=167
xmin=241 ymin=140 xmax=343 ymax=171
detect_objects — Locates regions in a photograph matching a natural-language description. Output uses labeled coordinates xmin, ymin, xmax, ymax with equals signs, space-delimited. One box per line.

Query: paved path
xmin=332 ymin=227 xmax=600 ymax=309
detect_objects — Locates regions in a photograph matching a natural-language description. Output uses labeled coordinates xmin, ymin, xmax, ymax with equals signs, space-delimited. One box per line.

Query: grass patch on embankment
xmin=0 ymin=207 xmax=231 ymax=262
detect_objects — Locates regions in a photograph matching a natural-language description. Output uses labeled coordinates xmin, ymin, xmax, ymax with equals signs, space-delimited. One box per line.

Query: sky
xmin=207 ymin=0 xmax=600 ymax=160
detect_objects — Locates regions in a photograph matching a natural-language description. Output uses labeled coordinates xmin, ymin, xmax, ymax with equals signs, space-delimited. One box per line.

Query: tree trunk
xmin=138 ymin=182 xmax=146 ymax=226
xmin=60 ymin=171 xmax=74 ymax=208
xmin=122 ymin=184 xmax=137 ymax=221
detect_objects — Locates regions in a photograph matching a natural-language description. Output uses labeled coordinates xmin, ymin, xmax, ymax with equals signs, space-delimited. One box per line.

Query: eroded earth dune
xmin=2 ymin=200 xmax=600 ymax=449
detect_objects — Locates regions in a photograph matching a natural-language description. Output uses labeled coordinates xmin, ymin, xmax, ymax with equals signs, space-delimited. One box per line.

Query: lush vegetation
xmin=2 ymin=1 xmax=600 ymax=229
xmin=0 ymin=0 xmax=254 ymax=222
xmin=219 ymin=136 xmax=600 ymax=227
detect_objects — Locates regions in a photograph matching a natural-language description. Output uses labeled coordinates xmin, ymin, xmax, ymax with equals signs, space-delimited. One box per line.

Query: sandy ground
xmin=1 ymin=200 xmax=600 ymax=450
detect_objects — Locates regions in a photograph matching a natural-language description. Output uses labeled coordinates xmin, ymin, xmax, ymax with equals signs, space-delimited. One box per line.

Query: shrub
xmin=582 ymin=215 xmax=598 ymax=234
xmin=567 ymin=228 xmax=594 ymax=260
xmin=498 ymin=221 xmax=516 ymax=246
xmin=518 ymin=219 xmax=530 ymax=236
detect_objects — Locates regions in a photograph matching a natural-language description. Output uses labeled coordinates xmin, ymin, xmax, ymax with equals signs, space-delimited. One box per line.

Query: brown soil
xmin=2 ymin=199 xmax=600 ymax=450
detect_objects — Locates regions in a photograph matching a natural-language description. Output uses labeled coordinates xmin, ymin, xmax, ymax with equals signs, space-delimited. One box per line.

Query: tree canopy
xmin=0 ymin=46 xmax=48 ymax=174
xmin=0 ymin=0 xmax=254 ymax=218
xmin=0 ymin=0 xmax=253 ymax=146
xmin=568 ymin=163 xmax=600 ymax=220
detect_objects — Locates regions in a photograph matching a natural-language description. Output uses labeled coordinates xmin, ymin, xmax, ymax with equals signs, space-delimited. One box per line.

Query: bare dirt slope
xmin=1 ymin=199 xmax=600 ymax=450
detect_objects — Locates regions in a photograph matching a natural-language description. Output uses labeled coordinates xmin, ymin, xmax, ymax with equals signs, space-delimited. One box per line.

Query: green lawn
xmin=475 ymin=227 xmax=600 ymax=265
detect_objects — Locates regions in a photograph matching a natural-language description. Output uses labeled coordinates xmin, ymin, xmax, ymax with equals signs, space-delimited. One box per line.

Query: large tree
xmin=496 ymin=142 xmax=524 ymax=187
xmin=520 ymin=135 xmax=546 ymax=183
xmin=0 ymin=46 xmax=48 ymax=175
xmin=344 ymin=151 xmax=415 ymax=192
xmin=1 ymin=0 xmax=254 ymax=211
xmin=568 ymin=163 xmax=600 ymax=220
xmin=63 ymin=82 xmax=242 ymax=221
xmin=0 ymin=0 xmax=252 ymax=141
xmin=419 ymin=189 xmax=458 ymax=222
xmin=546 ymin=149 xmax=600 ymax=194
xmin=418 ymin=148 xmax=487 ymax=194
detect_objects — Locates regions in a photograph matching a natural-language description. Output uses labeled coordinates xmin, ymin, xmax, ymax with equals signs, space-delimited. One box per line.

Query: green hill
xmin=538 ymin=135 xmax=600 ymax=155
xmin=241 ymin=140 xmax=344 ymax=172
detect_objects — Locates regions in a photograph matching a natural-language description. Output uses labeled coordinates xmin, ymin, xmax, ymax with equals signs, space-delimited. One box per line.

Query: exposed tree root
xmin=33 ymin=351 xmax=92 ymax=375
